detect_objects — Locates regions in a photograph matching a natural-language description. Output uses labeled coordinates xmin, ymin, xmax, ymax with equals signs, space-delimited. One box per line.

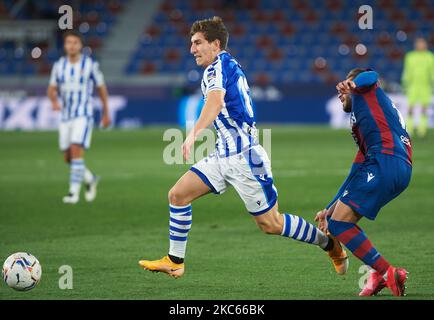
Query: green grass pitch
xmin=0 ymin=126 xmax=433 ymax=300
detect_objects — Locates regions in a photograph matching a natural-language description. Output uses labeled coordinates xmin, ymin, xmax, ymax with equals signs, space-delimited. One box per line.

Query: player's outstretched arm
xmin=353 ymin=70 xmax=379 ymax=88
xmin=182 ymin=89 xmax=225 ymax=160
xmin=97 ymin=85 xmax=111 ymax=127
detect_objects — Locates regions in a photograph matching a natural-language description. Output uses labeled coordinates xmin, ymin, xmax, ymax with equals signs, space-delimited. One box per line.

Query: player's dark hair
xmin=62 ymin=30 xmax=84 ymax=44
xmin=190 ymin=16 xmax=228 ymax=50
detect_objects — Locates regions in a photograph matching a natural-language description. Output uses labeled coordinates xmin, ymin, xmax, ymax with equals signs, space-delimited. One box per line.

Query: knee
xmin=64 ymin=151 xmax=71 ymax=164
xmin=70 ymin=144 xmax=83 ymax=159
xmin=168 ymin=187 xmax=189 ymax=206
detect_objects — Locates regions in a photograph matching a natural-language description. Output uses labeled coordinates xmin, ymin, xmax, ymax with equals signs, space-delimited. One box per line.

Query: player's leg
xmin=406 ymin=87 xmax=418 ymax=136
xmin=78 ymin=118 xmax=99 ymax=202
xmin=253 ymin=203 xmax=329 ymax=246
xmin=417 ymin=102 xmax=430 ymax=138
xmin=139 ymin=155 xmax=225 ymax=278
xmin=63 ymin=148 xmax=71 ymax=164
xmin=328 ymin=200 xmax=407 ymax=296
xmin=228 ymin=146 xmax=348 ymax=274
xmin=166 ymin=170 xmax=213 ymax=263
xmin=63 ymin=117 xmax=94 ymax=203
xmin=253 ymin=203 xmax=348 ymax=274
xmin=59 ymin=120 xmax=77 ymax=203
xmin=406 ymin=104 xmax=415 ymax=136
xmin=63 ymin=143 xmax=85 ymax=203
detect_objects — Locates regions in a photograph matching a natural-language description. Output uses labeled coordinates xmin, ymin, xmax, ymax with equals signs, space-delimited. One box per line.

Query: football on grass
xmin=2 ymin=252 xmax=42 ymax=291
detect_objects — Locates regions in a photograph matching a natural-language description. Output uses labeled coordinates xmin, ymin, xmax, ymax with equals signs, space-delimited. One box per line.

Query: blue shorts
xmin=339 ymin=153 xmax=412 ymax=220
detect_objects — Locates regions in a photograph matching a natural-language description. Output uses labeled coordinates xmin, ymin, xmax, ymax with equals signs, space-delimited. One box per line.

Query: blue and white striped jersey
xmin=49 ymin=54 xmax=105 ymax=121
xmin=201 ymin=51 xmax=258 ymax=157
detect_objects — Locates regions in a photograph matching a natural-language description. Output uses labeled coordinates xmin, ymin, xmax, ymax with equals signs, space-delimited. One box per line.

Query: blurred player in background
xmin=316 ymin=68 xmax=412 ymax=296
xmin=401 ymin=37 xmax=434 ymax=138
xmin=139 ymin=16 xmax=348 ymax=278
xmin=47 ymin=30 xmax=111 ymax=204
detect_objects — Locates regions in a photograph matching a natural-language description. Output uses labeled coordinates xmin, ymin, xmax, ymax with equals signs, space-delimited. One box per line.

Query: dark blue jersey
xmin=350 ymin=71 xmax=413 ymax=165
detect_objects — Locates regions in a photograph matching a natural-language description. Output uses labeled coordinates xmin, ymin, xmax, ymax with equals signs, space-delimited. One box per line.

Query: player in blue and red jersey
xmin=315 ymin=68 xmax=413 ymax=296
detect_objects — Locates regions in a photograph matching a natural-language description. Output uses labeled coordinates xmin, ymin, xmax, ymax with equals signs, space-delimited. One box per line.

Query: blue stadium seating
xmin=0 ymin=0 xmax=127 ymax=75
xmin=128 ymin=0 xmax=434 ymax=85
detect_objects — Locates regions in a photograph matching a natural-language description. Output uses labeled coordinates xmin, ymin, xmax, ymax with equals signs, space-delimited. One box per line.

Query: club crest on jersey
xmin=207 ymin=68 xmax=216 ymax=81
xmin=400 ymin=135 xmax=411 ymax=147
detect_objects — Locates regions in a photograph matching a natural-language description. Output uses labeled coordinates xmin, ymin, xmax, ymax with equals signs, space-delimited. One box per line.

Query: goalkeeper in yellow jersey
xmin=401 ymin=37 xmax=434 ymax=138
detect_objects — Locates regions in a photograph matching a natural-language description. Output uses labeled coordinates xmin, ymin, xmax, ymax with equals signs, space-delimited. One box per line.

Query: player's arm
xmin=336 ymin=70 xmax=379 ymax=94
xmin=353 ymin=71 xmax=378 ymax=88
xmin=47 ymin=62 xmax=61 ymax=111
xmin=92 ymin=61 xmax=110 ymax=127
xmin=47 ymin=85 xmax=60 ymax=111
xmin=182 ymin=90 xmax=225 ymax=160
xmin=96 ymin=85 xmax=110 ymax=127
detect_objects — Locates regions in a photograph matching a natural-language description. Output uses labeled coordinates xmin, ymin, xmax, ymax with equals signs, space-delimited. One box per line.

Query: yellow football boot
xmin=326 ymin=232 xmax=349 ymax=275
xmin=138 ymin=255 xmax=184 ymax=278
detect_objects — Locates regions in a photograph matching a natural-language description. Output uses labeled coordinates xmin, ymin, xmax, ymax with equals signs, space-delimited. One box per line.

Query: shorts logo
xmin=256 ymin=200 xmax=261 ymax=206
xmin=350 ymin=112 xmax=357 ymax=125
xmin=367 ymin=172 xmax=375 ymax=182
xmin=258 ymin=174 xmax=266 ymax=181
xmin=342 ymin=190 xmax=349 ymax=197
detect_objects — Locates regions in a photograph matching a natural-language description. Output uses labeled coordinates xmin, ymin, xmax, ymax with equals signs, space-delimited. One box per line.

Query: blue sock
xmin=69 ymin=158 xmax=85 ymax=195
xmin=281 ymin=213 xmax=329 ymax=248
xmin=168 ymin=204 xmax=192 ymax=260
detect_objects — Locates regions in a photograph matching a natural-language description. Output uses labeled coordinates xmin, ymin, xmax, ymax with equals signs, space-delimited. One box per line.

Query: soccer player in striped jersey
xmin=316 ymin=68 xmax=413 ymax=296
xmin=47 ymin=31 xmax=110 ymax=204
xmin=139 ymin=16 xmax=348 ymax=278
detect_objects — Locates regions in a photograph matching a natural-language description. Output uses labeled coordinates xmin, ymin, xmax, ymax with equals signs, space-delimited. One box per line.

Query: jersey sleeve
xmin=49 ymin=62 xmax=58 ymax=86
xmin=353 ymin=71 xmax=379 ymax=88
xmin=91 ymin=61 xmax=105 ymax=87
xmin=205 ymin=60 xmax=226 ymax=95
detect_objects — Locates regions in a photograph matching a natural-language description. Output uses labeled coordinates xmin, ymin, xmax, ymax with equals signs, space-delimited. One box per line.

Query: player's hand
xmin=100 ymin=113 xmax=111 ymax=128
xmin=182 ymin=133 xmax=195 ymax=161
xmin=336 ymin=80 xmax=356 ymax=94
xmin=52 ymin=101 xmax=61 ymax=111
xmin=314 ymin=209 xmax=328 ymax=233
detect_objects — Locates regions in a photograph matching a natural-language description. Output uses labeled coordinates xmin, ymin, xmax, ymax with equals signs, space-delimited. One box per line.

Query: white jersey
xmin=201 ymin=51 xmax=258 ymax=157
xmin=49 ymin=54 xmax=104 ymax=121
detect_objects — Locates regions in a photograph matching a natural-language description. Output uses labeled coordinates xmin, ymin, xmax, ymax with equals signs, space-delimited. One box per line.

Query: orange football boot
xmin=326 ymin=231 xmax=349 ymax=275
xmin=139 ymin=255 xmax=184 ymax=278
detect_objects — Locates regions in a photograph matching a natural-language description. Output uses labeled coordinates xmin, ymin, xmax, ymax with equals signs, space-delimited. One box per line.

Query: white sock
xmin=281 ymin=213 xmax=329 ymax=249
xmin=69 ymin=158 xmax=85 ymax=195
xmin=83 ymin=167 xmax=94 ymax=184
xmin=168 ymin=204 xmax=192 ymax=259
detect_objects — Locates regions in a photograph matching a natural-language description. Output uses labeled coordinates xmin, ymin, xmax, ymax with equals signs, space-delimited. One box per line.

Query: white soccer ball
xmin=2 ymin=252 xmax=42 ymax=291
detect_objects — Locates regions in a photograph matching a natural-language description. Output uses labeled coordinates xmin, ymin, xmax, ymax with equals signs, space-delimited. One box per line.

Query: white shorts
xmin=59 ymin=116 xmax=93 ymax=151
xmin=190 ymin=145 xmax=278 ymax=215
